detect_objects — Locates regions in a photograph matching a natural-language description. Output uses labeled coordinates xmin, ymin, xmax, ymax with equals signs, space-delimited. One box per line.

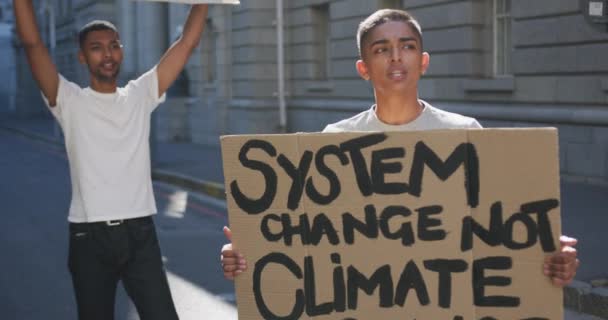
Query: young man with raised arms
xmin=14 ymin=1 xmax=208 ymax=319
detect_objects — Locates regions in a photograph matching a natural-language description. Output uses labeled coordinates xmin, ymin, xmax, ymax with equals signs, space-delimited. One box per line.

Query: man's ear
xmin=78 ymin=50 xmax=86 ymax=65
xmin=356 ymin=59 xmax=370 ymax=81
xmin=421 ymin=52 xmax=430 ymax=75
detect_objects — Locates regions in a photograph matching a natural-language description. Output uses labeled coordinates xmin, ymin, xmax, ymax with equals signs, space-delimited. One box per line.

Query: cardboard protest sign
xmin=220 ymin=129 xmax=562 ymax=320
xmin=133 ymin=0 xmax=239 ymax=4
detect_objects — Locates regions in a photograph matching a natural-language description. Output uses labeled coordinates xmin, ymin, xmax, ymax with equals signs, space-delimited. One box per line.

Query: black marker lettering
xmin=277 ymin=151 xmax=313 ymax=211
xmin=230 ymin=139 xmax=278 ymax=214
xmin=278 ymin=213 xmax=310 ymax=246
xmin=309 ymin=213 xmax=340 ymax=245
xmin=417 ymin=205 xmax=446 ymax=241
xmin=342 ymin=205 xmax=379 ymax=244
xmin=424 ymin=259 xmax=468 ymax=308
xmin=379 ymin=205 xmax=415 ymax=246
xmin=304 ymin=256 xmax=333 ymax=316
xmin=340 ymin=134 xmax=388 ymax=196
xmin=409 ymin=142 xmax=479 ymax=208
xmin=254 ymin=253 xmax=304 ymax=319
xmin=347 ymin=265 xmax=394 ymax=309
xmin=473 ymin=256 xmax=520 ymax=307
xmin=503 ymin=211 xmax=538 ymax=250
xmin=306 ymin=145 xmax=349 ymax=205
xmin=394 ymin=260 xmax=430 ymax=307
xmin=332 ymin=253 xmax=346 ymax=312
xmin=260 ymin=214 xmax=283 ymax=242
xmin=461 ymin=202 xmax=504 ymax=251
xmin=370 ymin=147 xmax=408 ymax=194
xmin=521 ymin=199 xmax=559 ymax=252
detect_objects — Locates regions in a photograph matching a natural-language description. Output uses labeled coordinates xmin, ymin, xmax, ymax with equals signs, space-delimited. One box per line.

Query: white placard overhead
xmin=133 ymin=0 xmax=240 ymax=4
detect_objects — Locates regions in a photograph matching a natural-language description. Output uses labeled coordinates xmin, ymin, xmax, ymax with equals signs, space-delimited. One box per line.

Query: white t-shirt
xmin=43 ymin=68 xmax=166 ymax=223
xmin=323 ymin=100 xmax=481 ymax=132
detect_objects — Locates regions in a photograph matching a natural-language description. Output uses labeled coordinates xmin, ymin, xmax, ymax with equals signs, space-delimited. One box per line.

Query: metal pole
xmin=276 ymin=0 xmax=286 ymax=132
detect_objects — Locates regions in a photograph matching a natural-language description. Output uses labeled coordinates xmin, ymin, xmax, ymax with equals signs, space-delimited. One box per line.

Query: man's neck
xmin=374 ymin=92 xmax=423 ymax=125
xmin=90 ymin=78 xmax=117 ymax=93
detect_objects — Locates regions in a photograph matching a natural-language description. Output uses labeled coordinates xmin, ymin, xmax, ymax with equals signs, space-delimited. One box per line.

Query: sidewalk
xmin=1 ymin=114 xmax=606 ymax=319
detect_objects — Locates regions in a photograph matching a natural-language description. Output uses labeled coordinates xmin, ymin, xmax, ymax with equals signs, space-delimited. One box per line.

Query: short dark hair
xmin=357 ymin=9 xmax=423 ymax=58
xmin=78 ymin=20 xmax=119 ymax=48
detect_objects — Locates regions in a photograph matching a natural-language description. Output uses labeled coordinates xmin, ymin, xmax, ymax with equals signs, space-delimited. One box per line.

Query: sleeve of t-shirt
xmin=470 ymin=119 xmax=483 ymax=129
xmin=322 ymin=119 xmax=352 ymax=133
xmin=130 ymin=66 xmax=166 ymax=112
xmin=40 ymin=74 xmax=80 ymax=126
xmin=322 ymin=124 xmax=340 ymax=133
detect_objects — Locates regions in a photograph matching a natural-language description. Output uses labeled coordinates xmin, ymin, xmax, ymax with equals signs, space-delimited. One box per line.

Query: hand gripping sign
xmin=221 ymin=128 xmax=564 ymax=320
xmin=134 ymin=0 xmax=240 ymax=4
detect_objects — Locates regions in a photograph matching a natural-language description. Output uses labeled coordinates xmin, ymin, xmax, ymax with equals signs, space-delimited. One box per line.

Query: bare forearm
xmin=13 ymin=0 xmax=44 ymax=47
xmin=13 ymin=0 xmax=59 ymax=106
xmin=156 ymin=4 xmax=208 ymax=97
xmin=179 ymin=4 xmax=208 ymax=49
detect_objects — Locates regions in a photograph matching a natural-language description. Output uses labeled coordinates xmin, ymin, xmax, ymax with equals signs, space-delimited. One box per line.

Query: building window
xmin=378 ymin=0 xmax=401 ymax=9
xmin=311 ymin=4 xmax=330 ymax=80
xmin=493 ymin=0 xmax=512 ymax=76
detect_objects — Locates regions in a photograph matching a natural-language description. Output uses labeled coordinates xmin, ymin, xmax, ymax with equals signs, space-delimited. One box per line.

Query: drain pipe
xmin=276 ymin=0 xmax=286 ymax=132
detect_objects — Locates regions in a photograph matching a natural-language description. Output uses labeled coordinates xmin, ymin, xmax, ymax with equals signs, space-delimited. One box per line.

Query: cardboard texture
xmin=133 ymin=0 xmax=239 ymax=4
xmin=220 ymin=129 xmax=562 ymax=320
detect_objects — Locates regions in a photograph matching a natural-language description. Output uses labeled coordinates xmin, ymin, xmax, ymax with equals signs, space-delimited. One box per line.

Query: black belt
xmin=71 ymin=216 xmax=151 ymax=227
xmin=105 ymin=219 xmax=124 ymax=226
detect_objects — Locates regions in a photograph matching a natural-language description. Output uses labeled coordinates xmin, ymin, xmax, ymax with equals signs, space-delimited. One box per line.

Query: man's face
xmin=357 ymin=21 xmax=429 ymax=95
xmin=78 ymin=29 xmax=123 ymax=83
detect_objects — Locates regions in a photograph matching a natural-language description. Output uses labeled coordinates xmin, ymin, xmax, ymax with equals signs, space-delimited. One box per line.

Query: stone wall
xmin=10 ymin=0 xmax=608 ymax=183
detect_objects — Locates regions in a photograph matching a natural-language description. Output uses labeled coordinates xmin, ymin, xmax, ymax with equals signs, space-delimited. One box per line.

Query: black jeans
xmin=68 ymin=216 xmax=178 ymax=320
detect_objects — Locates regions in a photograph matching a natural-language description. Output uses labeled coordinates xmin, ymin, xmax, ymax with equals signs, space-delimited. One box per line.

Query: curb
xmin=0 ymin=124 xmax=227 ymax=200
xmin=0 ymin=124 xmax=63 ymax=147
xmin=2 ymin=123 xmax=608 ymax=318
xmin=565 ymin=280 xmax=608 ymax=319
xmin=152 ymin=168 xmax=226 ymax=200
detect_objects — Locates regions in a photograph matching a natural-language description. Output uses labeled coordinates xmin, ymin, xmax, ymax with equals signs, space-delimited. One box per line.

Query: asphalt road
xmin=0 ymin=130 xmax=236 ymax=319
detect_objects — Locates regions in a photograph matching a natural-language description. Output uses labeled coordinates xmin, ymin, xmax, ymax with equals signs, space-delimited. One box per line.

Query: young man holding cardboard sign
xmin=221 ymin=8 xmax=579 ymax=291
xmin=13 ymin=1 xmax=212 ymax=319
